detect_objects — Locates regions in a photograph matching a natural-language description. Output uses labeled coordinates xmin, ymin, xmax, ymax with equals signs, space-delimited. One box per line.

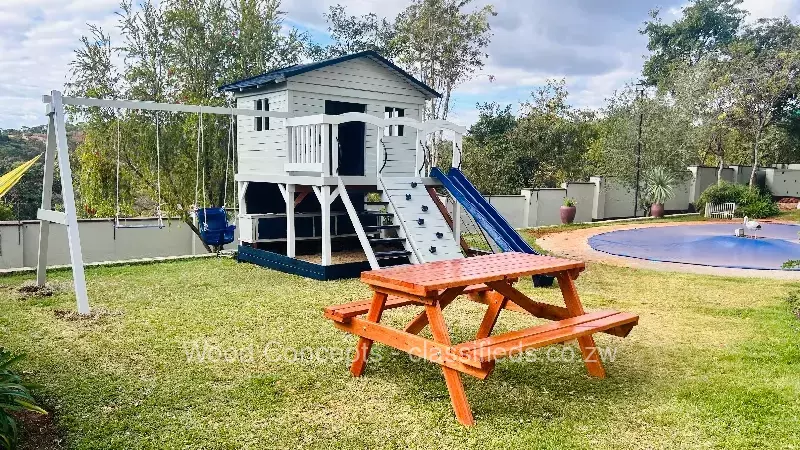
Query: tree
xmin=718 ymin=19 xmax=800 ymax=185
xmin=641 ymin=0 xmax=746 ymax=89
xmin=308 ymin=5 xmax=398 ymax=60
xmin=510 ymin=80 xmax=596 ymax=189
xmin=461 ymin=103 xmax=518 ymax=194
xmin=394 ymin=0 xmax=495 ymax=122
xmin=67 ymin=0 xmax=306 ymax=250
xmin=672 ymin=59 xmax=733 ymax=183
xmin=462 ymin=81 xmax=597 ymax=194
xmin=591 ymin=85 xmax=697 ymax=193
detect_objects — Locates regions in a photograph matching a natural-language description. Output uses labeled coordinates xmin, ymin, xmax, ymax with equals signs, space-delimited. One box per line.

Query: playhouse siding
xmin=234 ymin=56 xmax=428 ymax=179
xmin=287 ymin=58 xmax=426 ymax=178
xmin=288 ymin=57 xmax=429 ymax=103
xmin=236 ymin=86 xmax=289 ymax=177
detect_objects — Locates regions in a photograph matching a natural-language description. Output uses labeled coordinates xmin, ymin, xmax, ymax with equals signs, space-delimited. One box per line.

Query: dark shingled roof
xmin=218 ymin=50 xmax=441 ymax=98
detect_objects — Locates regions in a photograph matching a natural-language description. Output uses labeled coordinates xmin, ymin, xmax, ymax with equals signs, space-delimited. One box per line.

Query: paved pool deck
xmin=536 ymin=220 xmax=800 ymax=280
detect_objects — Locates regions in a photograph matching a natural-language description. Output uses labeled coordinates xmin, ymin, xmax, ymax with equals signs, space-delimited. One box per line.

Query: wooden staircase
xmin=339 ymin=176 xmax=465 ymax=269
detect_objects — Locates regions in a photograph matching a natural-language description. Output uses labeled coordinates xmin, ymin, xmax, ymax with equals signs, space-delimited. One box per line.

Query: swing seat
xmin=198 ymin=207 xmax=236 ymax=246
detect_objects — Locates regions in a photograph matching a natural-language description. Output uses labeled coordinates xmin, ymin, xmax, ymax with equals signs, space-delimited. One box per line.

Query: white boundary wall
xmin=4 ymin=164 xmax=793 ymax=270
xmin=0 ymin=218 xmax=238 ymax=270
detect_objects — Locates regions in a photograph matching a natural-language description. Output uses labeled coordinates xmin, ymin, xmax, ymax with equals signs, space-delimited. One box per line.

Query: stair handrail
xmin=336 ymin=177 xmax=379 ymax=269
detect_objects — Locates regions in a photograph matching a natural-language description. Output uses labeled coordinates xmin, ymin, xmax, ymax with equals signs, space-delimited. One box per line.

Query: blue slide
xmin=431 ymin=167 xmax=554 ymax=287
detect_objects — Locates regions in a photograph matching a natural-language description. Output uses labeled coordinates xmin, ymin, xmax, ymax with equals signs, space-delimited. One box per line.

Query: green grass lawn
xmin=1 ymin=256 xmax=799 ymax=449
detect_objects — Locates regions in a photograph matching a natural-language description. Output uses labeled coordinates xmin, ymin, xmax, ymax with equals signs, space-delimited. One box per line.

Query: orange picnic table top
xmin=360 ymin=252 xmax=585 ymax=295
xmin=326 ymin=252 xmax=637 ymax=426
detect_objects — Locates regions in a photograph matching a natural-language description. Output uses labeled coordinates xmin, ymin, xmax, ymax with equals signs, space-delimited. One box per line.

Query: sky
xmin=1 ymin=0 xmax=799 ymax=129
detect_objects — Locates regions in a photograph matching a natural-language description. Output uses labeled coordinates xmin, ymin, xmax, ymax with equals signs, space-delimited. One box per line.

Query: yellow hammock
xmin=0 ymin=154 xmax=42 ymax=199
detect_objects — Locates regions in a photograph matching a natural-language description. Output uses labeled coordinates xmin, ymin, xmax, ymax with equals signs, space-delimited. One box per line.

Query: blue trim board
xmin=218 ymin=50 xmax=442 ymax=98
xmin=237 ymin=245 xmax=371 ymax=280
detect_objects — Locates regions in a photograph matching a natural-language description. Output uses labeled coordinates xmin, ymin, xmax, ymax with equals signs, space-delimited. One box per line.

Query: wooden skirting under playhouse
xmin=237 ymin=245 xmax=374 ymax=281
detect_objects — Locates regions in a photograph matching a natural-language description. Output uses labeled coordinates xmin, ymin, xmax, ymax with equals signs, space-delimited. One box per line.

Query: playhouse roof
xmin=218 ymin=50 xmax=442 ymax=98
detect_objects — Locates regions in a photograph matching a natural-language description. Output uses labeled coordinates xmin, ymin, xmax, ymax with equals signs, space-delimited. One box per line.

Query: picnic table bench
xmin=324 ymin=252 xmax=639 ymax=425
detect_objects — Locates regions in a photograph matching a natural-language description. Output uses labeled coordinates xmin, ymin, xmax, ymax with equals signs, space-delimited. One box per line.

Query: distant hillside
xmin=0 ymin=125 xmax=84 ymax=220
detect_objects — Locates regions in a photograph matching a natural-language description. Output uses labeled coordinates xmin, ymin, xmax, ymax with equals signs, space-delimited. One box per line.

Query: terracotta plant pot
xmin=560 ymin=206 xmax=576 ymax=224
xmin=650 ymin=202 xmax=665 ymax=218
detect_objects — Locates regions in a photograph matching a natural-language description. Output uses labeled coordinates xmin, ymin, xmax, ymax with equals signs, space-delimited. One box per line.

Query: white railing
xmin=285 ymin=122 xmax=338 ymax=175
xmin=284 ymin=113 xmax=466 ymax=178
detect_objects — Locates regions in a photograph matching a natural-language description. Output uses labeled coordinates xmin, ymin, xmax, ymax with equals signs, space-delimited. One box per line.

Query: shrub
xmin=563 ymin=198 xmax=576 ymax=207
xmin=0 ymin=349 xmax=46 ymax=450
xmin=696 ymin=182 xmax=778 ymax=219
xmin=644 ymin=167 xmax=676 ymax=205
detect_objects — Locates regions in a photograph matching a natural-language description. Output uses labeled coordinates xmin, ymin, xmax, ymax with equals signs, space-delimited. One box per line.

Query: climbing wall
xmin=380 ymin=177 xmax=464 ymax=263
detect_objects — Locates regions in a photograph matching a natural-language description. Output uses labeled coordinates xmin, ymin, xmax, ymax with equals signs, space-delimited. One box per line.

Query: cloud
xmin=2 ymin=0 xmax=800 ymax=129
xmin=0 ymin=1 xmax=121 ymax=129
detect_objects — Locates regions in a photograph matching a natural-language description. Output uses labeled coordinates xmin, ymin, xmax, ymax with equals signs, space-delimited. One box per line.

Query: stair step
xmin=364 ymin=201 xmax=389 ymax=206
xmin=359 ymin=211 xmax=394 ymax=217
xmin=374 ymin=250 xmax=412 ymax=259
xmin=368 ymin=237 xmax=406 ymax=245
xmin=364 ymin=224 xmax=400 ymax=231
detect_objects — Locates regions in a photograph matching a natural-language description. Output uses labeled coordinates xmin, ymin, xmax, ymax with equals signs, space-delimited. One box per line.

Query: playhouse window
xmin=254 ymin=98 xmax=270 ymax=131
xmin=254 ymin=99 xmax=263 ymax=131
xmin=384 ymin=107 xmax=404 ymax=137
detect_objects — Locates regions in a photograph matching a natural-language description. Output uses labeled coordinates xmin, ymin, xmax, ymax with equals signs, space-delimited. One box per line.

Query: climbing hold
xmin=405 ymin=194 xmax=411 ymax=200
xmin=429 ymin=246 xmax=437 ymax=253
xmin=410 ymin=182 xmax=418 ymax=188
xmin=435 ymin=232 xmax=443 ymax=238
xmin=417 ymin=218 xmax=424 ymax=225
xmin=421 ymin=205 xmax=429 ymax=212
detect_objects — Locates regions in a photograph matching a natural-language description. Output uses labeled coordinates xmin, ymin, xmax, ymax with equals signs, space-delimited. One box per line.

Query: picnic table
xmin=324 ymin=252 xmax=639 ymax=426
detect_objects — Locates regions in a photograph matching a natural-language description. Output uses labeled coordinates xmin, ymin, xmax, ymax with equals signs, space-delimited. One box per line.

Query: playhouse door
xmin=325 ymin=100 xmax=366 ymax=176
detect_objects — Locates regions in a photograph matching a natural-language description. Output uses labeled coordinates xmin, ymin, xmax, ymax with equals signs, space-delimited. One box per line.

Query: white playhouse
xmin=219 ymin=50 xmax=469 ymax=279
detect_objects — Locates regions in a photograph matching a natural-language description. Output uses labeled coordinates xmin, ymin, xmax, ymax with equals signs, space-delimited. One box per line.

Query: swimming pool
xmin=588 ymin=223 xmax=800 ymax=270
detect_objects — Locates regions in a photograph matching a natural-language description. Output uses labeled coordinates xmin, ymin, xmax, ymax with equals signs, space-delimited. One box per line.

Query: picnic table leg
xmin=475 ymin=291 xmax=507 ymax=339
xmin=404 ymin=296 xmax=455 ymax=334
xmin=350 ymin=291 xmax=388 ymax=377
xmin=403 ymin=287 xmax=464 ymax=335
xmin=556 ymin=272 xmax=606 ymax=378
xmin=425 ymin=302 xmax=475 ymax=426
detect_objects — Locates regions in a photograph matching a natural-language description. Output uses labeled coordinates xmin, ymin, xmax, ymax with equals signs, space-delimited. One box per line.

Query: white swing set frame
xmin=38 ymin=90 xmax=286 ymax=314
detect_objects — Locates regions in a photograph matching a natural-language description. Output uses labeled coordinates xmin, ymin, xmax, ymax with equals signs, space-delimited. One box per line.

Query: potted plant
xmin=644 ymin=167 xmax=676 ymax=218
xmin=560 ymin=198 xmax=577 ymax=224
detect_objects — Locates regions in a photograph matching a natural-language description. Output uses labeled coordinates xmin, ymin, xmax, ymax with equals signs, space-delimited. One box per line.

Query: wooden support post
xmin=36 ymin=106 xmax=56 ymax=287
xmin=286 ymin=184 xmax=295 ymax=257
xmin=39 ymin=91 xmax=89 ymax=314
xmin=320 ymin=186 xmax=331 ymax=265
xmin=350 ymin=291 xmax=388 ymax=377
xmin=556 ymin=272 xmax=606 ymax=378
xmin=331 ymin=124 xmax=339 ymax=176
xmin=238 ymin=182 xmax=249 ymax=216
xmin=277 ymin=183 xmax=296 ymax=257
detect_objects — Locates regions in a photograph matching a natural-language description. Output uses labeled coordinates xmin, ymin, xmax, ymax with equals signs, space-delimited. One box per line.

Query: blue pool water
xmin=588 ymin=223 xmax=800 ymax=270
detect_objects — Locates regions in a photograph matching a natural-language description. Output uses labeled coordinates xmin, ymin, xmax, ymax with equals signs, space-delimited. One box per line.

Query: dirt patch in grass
xmin=14 ymin=409 xmax=64 ymax=450
xmin=53 ymin=307 xmax=123 ymax=322
xmin=16 ymin=281 xmax=71 ymax=298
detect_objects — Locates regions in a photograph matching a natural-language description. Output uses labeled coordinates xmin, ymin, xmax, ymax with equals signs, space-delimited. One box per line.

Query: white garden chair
xmin=705 ymin=202 xmax=737 ymax=219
